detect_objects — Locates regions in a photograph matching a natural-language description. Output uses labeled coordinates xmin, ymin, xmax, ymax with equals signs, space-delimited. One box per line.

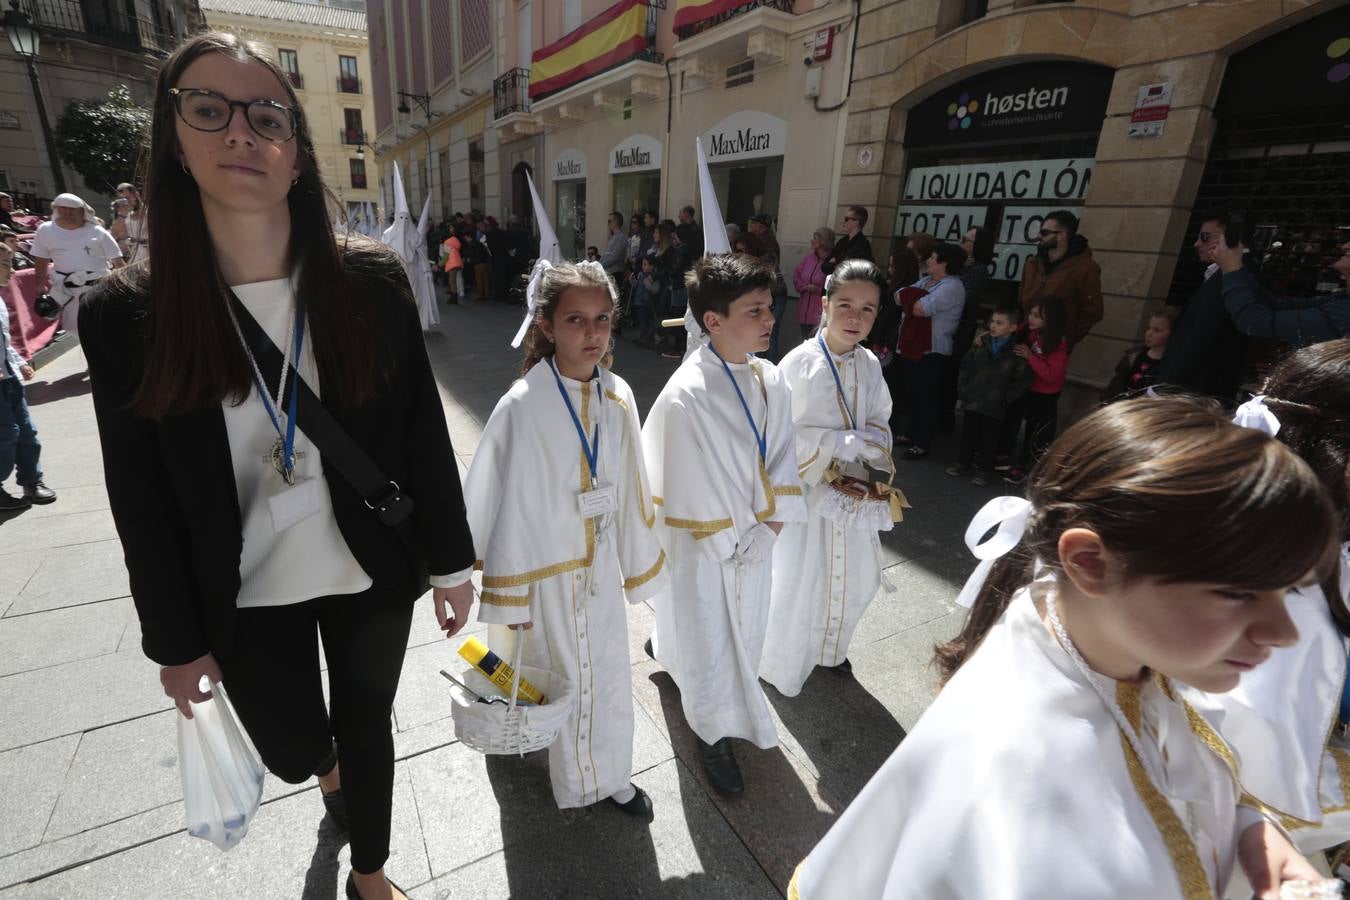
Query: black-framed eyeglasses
xmin=169 ymin=88 xmax=298 ymax=143
xmin=1197 ymin=231 xmax=1219 ymax=243
xmin=1038 ymin=228 xmax=1064 ymax=237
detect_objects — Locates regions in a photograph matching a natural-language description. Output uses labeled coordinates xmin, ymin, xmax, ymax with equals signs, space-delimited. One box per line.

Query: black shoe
xmin=643 ymin=637 xmax=655 ymax=661
xmin=901 ymin=446 xmax=928 ymax=460
xmin=0 ymin=489 xmax=31 ymax=511
xmin=22 ymin=481 xmax=55 ymax=505
xmin=826 ymin=658 xmax=853 ymax=675
xmin=345 ymin=871 xmax=409 ymax=900
xmin=322 ymin=787 xmax=349 ymax=831
xmin=609 ymin=784 xmax=653 ymax=818
xmin=697 ymin=737 xmax=743 ymax=797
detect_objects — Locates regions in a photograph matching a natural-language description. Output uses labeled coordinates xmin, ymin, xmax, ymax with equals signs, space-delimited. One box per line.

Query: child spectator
xmin=1102 ymin=307 xmax=1177 ymax=402
xmin=586 ymin=246 xmax=599 ymax=262
xmin=947 ymin=307 xmax=1032 ymax=486
xmin=1003 ymin=296 xmax=1068 ymax=485
xmin=631 ymin=255 xmax=661 ymax=348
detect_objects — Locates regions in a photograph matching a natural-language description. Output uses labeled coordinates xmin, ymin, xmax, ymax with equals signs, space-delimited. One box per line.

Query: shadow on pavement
xmin=300 ymin=816 xmax=349 ymax=900
xmin=25 ymin=370 xmax=92 ymax=405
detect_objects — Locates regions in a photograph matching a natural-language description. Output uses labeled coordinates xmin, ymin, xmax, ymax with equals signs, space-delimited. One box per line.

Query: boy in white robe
xmin=464 ymin=262 xmax=667 ymax=814
xmin=641 ymin=253 xmax=807 ymax=796
xmin=790 ymin=398 xmax=1335 ymax=899
xmin=763 ymin=259 xmax=894 ymax=696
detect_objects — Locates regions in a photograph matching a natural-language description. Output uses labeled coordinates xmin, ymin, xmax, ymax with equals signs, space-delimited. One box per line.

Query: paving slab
xmin=10 ymin=485 xmax=110 ymax=520
xmin=0 ymin=649 xmax=168 ymax=752
xmin=848 ymin=611 xmax=964 ymax=733
xmin=0 ymin=735 xmax=79 ymax=858
xmin=6 ymin=539 xmax=128 ymax=615
xmin=0 ymin=550 xmax=43 ymax=616
xmin=0 ymin=597 xmax=135 ymax=677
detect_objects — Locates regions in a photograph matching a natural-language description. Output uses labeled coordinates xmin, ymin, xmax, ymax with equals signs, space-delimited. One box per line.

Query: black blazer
xmin=80 ymin=251 xmax=475 ymax=667
xmin=1155 ymin=258 xmax=1259 ymax=401
xmin=821 ymin=232 xmax=874 ymax=275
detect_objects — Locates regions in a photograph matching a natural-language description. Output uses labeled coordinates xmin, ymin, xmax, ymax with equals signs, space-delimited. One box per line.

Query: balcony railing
xmin=337 ymin=75 xmax=362 ymax=94
xmin=494 ymin=67 xmax=530 ymax=119
xmin=351 ymin=172 xmax=368 ymax=189
xmin=285 ymin=70 xmax=305 ymax=90
xmin=340 ymin=128 xmax=367 ymax=146
xmin=20 ymin=0 xmax=176 ymax=54
xmin=527 ymin=0 xmax=666 ymax=104
xmin=674 ymin=0 xmax=794 ymax=40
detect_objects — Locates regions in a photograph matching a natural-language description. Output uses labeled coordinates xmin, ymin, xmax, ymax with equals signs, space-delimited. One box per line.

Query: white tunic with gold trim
xmin=464 ymin=362 xmax=667 ymax=808
xmin=1186 ymin=545 xmax=1350 ymax=853
xmin=790 ymin=583 xmax=1260 ymax=900
xmin=761 ymin=336 xmax=893 ymax=697
xmin=641 ymin=345 xmax=807 ymax=747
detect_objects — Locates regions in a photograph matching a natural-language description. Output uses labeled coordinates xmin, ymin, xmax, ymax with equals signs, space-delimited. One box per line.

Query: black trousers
xmin=1000 ymin=391 xmax=1060 ymax=467
xmin=957 ymin=411 xmax=1001 ymax=469
xmin=900 ymin=354 xmax=951 ymax=452
xmin=218 ymin=587 xmax=414 ymax=874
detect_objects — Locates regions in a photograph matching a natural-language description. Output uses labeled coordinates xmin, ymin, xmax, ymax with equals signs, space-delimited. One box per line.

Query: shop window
xmin=350 ymin=159 xmax=367 ymax=190
xmin=726 ymin=59 xmax=754 ymax=88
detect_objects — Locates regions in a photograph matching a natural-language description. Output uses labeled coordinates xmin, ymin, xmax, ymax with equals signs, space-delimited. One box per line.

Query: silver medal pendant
xmin=265 ymin=437 xmax=299 ymax=485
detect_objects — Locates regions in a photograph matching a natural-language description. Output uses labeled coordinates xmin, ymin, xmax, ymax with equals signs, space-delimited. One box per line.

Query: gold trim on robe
xmin=623 ymin=551 xmax=666 ymax=591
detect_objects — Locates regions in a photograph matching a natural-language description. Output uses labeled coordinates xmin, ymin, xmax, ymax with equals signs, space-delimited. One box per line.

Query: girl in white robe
xmin=763 ymin=259 xmax=894 ymax=696
xmin=790 ymin=397 xmax=1340 ymax=900
xmin=463 ymin=262 xmax=667 ymax=814
xmin=1185 ymin=341 xmax=1350 ymax=857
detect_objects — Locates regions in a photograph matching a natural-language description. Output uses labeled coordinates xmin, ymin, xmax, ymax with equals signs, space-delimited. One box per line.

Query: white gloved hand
xmin=860 ymin=441 xmax=889 ymax=465
xmin=730 ymin=523 xmax=778 ymax=566
xmin=832 ymin=431 xmax=866 ymax=463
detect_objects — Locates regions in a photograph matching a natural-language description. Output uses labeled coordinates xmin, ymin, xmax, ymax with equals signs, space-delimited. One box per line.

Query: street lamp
xmin=2 ymin=0 xmax=66 ymax=194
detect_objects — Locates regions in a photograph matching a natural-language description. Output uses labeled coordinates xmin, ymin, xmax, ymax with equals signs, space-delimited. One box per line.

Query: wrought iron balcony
xmin=19 ymin=0 xmax=176 ymax=54
xmin=286 ymin=70 xmax=304 ymax=90
xmin=337 ymin=75 xmax=362 ymax=94
xmin=340 ymin=128 xmax=367 ymax=146
xmin=674 ymin=0 xmax=794 ymax=40
xmin=494 ymin=67 xmax=530 ymax=119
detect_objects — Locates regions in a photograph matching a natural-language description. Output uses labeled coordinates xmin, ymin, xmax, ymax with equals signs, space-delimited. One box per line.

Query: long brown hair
xmin=127 ymin=31 xmax=385 ymax=419
xmin=521 ymin=263 xmax=616 ymax=375
xmin=934 ymin=396 xmax=1340 ymax=684
xmin=1026 ymin=295 xmax=1067 ymax=355
xmin=1263 ymin=339 xmax=1350 ymax=633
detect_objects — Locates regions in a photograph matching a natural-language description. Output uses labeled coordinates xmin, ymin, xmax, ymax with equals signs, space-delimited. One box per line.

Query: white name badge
xmin=578 ymin=484 xmax=617 ymax=519
xmin=269 ymin=477 xmax=323 ymax=533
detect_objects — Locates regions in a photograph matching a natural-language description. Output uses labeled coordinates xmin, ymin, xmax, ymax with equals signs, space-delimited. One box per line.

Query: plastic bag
xmin=176 ymin=680 xmax=264 ymax=850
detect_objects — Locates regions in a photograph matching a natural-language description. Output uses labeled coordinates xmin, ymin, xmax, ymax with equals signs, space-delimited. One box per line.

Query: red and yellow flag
xmin=673 ymin=0 xmax=751 ymax=34
xmin=529 ymin=0 xmax=650 ymax=99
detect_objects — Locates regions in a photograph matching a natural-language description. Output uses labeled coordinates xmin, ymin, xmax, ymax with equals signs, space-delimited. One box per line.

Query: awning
xmin=529 ymin=0 xmax=651 ymax=100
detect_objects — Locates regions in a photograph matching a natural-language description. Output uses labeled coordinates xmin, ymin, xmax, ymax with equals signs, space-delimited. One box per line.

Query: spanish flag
xmin=673 ymin=0 xmax=751 ymax=34
xmin=529 ymin=0 xmax=651 ymax=100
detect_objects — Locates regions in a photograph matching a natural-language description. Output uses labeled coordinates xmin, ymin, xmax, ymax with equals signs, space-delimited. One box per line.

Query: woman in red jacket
xmin=1003 ymin=295 xmax=1068 ymax=485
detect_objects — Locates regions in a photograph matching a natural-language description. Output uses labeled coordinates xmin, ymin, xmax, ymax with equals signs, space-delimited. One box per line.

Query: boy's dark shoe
xmin=0 ymin=489 xmax=31 ymax=511
xmin=22 ymin=481 xmax=56 ymax=505
xmin=697 ymin=737 xmax=743 ymax=797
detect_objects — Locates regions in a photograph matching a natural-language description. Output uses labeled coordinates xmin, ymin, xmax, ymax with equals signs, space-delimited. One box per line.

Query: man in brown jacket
xmin=1019 ymin=209 xmax=1103 ymax=349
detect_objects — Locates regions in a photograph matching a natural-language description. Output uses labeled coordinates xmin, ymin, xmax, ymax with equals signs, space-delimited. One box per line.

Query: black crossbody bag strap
xmin=229 ymin=294 xmax=415 ymax=529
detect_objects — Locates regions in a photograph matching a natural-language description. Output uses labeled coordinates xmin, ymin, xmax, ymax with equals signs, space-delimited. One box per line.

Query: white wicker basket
xmin=447 ymin=636 xmax=573 ymax=756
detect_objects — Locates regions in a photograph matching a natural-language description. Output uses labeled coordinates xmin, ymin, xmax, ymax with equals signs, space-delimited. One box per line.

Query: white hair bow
xmin=575 ymin=259 xmax=620 ymax=303
xmin=955 ymin=496 xmax=1034 ymax=609
xmin=1232 ymin=394 xmax=1281 ymax=437
xmin=510 ymin=258 xmax=555 ymax=349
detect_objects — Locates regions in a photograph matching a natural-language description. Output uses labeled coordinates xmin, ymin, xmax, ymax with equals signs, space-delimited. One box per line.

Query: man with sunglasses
xmin=1153 ymin=210 xmax=1257 ymax=402
xmin=1018 ymin=209 xmax=1102 ymax=350
xmin=821 ymin=205 xmax=874 ymax=275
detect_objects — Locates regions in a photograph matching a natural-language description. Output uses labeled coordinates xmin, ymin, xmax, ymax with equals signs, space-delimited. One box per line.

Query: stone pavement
xmin=0 ymin=296 xmax=1000 ymax=899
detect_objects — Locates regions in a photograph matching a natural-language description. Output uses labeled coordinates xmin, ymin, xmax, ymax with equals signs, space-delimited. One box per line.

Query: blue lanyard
xmin=548 ymin=358 xmax=601 ymax=484
xmin=252 ymin=297 xmax=305 ymax=477
xmin=1340 ymin=648 xmax=1350 ymax=726
xmin=710 ymin=346 xmax=766 ymax=463
xmin=817 ymin=332 xmax=856 ymax=430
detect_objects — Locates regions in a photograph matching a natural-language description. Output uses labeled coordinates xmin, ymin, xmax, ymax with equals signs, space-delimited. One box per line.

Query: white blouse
xmin=221 ymin=278 xmax=372 ymax=608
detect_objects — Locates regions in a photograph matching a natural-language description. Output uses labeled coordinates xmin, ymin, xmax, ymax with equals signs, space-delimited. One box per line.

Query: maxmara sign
xmin=552 ymin=148 xmax=586 ymax=181
xmin=702 ymin=111 xmax=786 ymax=164
xmin=609 ymin=134 xmax=662 ymax=174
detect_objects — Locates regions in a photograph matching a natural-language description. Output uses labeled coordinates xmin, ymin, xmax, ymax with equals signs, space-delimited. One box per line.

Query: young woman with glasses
xmin=79 ymin=33 xmax=475 ymax=900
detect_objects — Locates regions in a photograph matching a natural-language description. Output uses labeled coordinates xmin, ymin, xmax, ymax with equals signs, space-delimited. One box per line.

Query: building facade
xmin=0 ymin=0 xmax=202 ymax=207
xmin=839 ymin=0 xmax=1350 ymax=388
xmin=492 ymin=0 xmax=856 ymax=281
xmin=200 ymin=0 xmax=379 ymax=224
xmin=366 ymin=0 xmax=498 ymax=226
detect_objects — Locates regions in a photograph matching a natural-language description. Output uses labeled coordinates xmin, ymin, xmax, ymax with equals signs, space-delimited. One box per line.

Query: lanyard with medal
xmin=549 ymin=359 xmax=615 ymax=594
xmin=710 ymin=346 xmax=767 ymax=465
xmin=817 ymin=332 xmax=857 ymax=431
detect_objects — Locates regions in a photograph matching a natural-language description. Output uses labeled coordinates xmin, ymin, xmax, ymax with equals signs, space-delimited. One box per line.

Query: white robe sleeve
xmin=761 ymin=364 xmax=807 ymax=524
xmin=643 ymin=393 xmax=739 ymax=565
xmin=612 ymin=381 xmax=667 ymax=604
xmin=462 ymin=391 xmax=532 ymax=625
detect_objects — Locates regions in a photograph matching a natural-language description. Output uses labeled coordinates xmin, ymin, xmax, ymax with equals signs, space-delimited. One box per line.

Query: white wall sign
xmin=1128 ymin=81 xmax=1173 ymax=139
xmin=552 ymin=148 xmax=587 ymax=180
xmin=902 ymin=157 xmax=1094 ymax=203
xmin=609 ymin=134 xmax=662 ymax=174
xmin=702 ymin=110 xmax=787 ymax=164
xmin=0 ymin=111 xmax=20 ymax=130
